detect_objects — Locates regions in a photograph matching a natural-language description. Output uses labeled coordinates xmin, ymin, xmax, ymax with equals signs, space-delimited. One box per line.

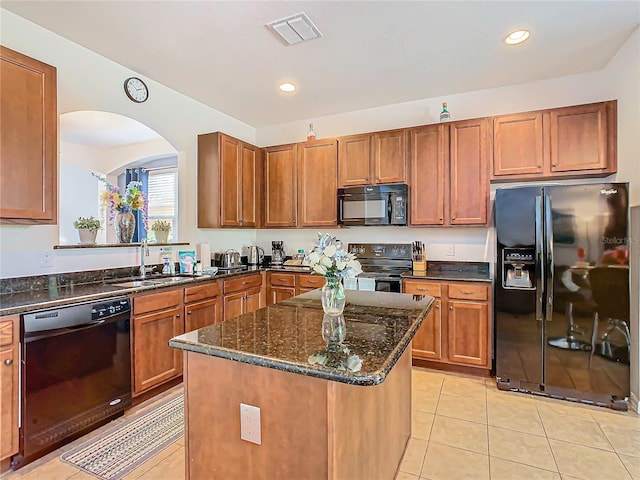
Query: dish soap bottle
xmin=439 ymin=102 xmax=450 ymax=122
xmin=307 ymin=123 xmax=316 ymax=141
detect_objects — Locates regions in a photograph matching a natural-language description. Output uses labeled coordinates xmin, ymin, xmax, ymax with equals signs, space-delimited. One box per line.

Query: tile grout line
xmin=418 ymin=380 xmax=443 ymax=478
xmin=536 ymin=401 xmax=564 ymax=477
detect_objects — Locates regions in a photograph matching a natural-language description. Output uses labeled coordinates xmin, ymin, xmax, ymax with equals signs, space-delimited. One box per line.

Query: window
xmin=147 ymin=169 xmax=178 ymax=242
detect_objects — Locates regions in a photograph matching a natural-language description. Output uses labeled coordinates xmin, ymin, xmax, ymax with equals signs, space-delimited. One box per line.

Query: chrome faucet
xmin=140 ymin=238 xmax=150 ymax=278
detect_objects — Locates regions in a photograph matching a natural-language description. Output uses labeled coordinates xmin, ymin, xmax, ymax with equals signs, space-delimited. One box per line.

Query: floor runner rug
xmin=61 ymin=393 xmax=184 ymax=480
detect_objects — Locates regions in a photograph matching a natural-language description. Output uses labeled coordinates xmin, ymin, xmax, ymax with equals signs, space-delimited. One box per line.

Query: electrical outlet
xmin=40 ymin=250 xmax=54 ymax=268
xmin=446 ymin=244 xmax=455 ymax=256
xmin=240 ymin=403 xmax=261 ymax=445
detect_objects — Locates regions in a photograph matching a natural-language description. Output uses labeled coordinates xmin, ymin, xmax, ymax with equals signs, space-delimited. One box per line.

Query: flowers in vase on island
xmin=306 ymin=233 xmax=362 ymax=315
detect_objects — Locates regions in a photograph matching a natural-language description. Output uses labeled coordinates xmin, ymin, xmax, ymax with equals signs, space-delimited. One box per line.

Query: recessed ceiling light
xmin=279 ymin=83 xmax=296 ymax=92
xmin=505 ymin=30 xmax=530 ymax=45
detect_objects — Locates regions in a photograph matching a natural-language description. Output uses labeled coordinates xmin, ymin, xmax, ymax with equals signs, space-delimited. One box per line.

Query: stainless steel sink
xmin=150 ymin=276 xmax=191 ymax=283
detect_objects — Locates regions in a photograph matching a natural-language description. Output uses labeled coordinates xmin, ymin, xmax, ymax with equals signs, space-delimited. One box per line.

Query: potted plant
xmin=73 ymin=216 xmax=101 ymax=244
xmin=151 ymin=219 xmax=171 ymax=243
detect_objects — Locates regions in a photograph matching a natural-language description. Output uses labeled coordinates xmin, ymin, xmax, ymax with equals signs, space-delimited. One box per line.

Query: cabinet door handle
xmin=4 ymin=359 xmax=12 ymax=366
xmin=459 ymin=290 xmax=475 ymax=295
xmin=416 ymin=288 xmax=428 ymax=292
xmin=435 ymin=304 xmax=440 ymax=309
xmin=187 ymin=310 xmax=192 ymax=315
xmin=449 ymin=306 xmax=453 ymax=310
xmin=553 ymin=163 xmax=558 ymax=167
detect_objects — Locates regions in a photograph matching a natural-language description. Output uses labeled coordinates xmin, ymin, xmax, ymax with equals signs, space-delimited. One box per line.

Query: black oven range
xmin=348 ymin=243 xmax=412 ymax=292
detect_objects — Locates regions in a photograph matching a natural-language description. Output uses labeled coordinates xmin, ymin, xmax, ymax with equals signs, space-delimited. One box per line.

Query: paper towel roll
xmin=196 ymin=243 xmax=211 ymax=268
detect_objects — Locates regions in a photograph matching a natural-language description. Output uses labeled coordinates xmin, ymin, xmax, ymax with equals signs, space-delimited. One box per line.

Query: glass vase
xmin=321 ymin=276 xmax=346 ymax=316
xmin=322 ymin=314 xmax=346 ymax=351
xmin=115 ymin=210 xmax=136 ymax=243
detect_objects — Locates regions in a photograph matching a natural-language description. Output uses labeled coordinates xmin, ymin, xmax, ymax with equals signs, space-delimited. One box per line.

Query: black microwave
xmin=338 ymin=184 xmax=407 ymax=226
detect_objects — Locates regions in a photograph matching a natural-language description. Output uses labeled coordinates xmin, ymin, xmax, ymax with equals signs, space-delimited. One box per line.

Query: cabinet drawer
xmin=448 ymin=283 xmax=488 ymax=301
xmin=224 ymin=274 xmax=262 ymax=294
xmin=270 ymin=273 xmax=296 ymax=287
xmin=403 ymin=280 xmax=442 ymax=297
xmin=184 ymin=281 xmax=220 ymax=304
xmin=0 ymin=320 xmax=13 ymax=346
xmin=133 ymin=289 xmax=182 ymax=315
xmin=298 ymin=274 xmax=323 ymax=289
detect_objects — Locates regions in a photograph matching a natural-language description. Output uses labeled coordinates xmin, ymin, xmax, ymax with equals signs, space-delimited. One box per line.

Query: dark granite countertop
xmin=0 ymin=268 xmax=263 ymax=316
xmin=402 ymin=261 xmax=491 ymax=283
xmin=169 ymin=290 xmax=434 ymax=386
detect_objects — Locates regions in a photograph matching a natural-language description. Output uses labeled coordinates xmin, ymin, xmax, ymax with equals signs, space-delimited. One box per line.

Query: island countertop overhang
xmin=170 ymin=290 xmax=434 ymax=386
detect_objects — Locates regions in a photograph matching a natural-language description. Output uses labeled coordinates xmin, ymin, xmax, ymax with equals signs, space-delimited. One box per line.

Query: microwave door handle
xmin=387 ymin=195 xmax=392 ymax=223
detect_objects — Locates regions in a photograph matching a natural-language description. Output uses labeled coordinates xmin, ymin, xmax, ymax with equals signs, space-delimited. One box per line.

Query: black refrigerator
xmin=494 ymin=183 xmax=630 ymax=410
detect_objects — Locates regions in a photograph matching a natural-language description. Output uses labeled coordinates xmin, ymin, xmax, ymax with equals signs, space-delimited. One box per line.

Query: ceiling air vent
xmin=266 ymin=12 xmax=322 ymax=46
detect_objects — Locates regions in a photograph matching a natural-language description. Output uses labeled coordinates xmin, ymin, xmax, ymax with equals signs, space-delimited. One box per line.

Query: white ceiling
xmin=3 ymin=1 xmax=639 ymax=128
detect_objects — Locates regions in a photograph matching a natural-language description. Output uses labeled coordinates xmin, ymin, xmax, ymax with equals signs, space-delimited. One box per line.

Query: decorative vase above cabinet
xmin=0 ymin=47 xmax=57 ymax=224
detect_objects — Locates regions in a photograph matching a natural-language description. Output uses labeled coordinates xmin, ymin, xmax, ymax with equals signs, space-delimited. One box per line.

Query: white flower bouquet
xmin=306 ymin=233 xmax=362 ymax=279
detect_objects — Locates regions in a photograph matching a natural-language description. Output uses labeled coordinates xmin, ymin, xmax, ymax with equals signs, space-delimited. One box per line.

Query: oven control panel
xmin=348 ymin=243 xmax=412 ymax=259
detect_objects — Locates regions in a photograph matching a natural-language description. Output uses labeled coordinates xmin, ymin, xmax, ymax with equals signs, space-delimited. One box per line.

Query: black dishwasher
xmin=15 ymin=297 xmax=132 ymax=468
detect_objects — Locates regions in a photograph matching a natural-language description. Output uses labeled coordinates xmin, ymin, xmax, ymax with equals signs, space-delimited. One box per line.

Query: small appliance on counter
xmin=271 ymin=241 xmax=285 ymax=265
xmin=213 ymin=249 xmax=243 ymax=270
xmin=247 ymin=245 xmax=265 ymax=266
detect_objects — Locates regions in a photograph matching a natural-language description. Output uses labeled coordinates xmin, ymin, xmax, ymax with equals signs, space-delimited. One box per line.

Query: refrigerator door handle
xmin=535 ymin=196 xmax=544 ymax=322
xmin=544 ymin=195 xmax=554 ymax=321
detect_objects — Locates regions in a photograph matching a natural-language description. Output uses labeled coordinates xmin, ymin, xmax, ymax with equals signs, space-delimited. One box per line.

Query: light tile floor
xmin=2 ymin=369 xmax=639 ymax=480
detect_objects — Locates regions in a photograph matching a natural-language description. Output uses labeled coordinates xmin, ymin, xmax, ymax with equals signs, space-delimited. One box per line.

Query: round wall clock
xmin=124 ymin=77 xmax=149 ymax=103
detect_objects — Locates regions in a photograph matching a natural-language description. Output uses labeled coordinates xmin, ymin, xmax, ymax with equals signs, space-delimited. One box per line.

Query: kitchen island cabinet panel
xmin=0 ymin=316 xmax=19 ymax=461
xmin=297 ymin=139 xmax=338 ymax=227
xmin=264 ymin=144 xmax=297 ymax=227
xmin=0 ymin=47 xmax=57 ymax=224
xmin=171 ymin=290 xmax=430 ymax=479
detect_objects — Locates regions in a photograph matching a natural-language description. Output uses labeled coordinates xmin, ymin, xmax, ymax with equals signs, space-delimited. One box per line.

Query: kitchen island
xmin=170 ymin=289 xmax=434 ymax=480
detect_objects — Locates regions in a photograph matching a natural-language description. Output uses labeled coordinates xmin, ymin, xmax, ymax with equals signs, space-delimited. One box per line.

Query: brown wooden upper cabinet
xmin=338 ymin=129 xmax=407 ymax=187
xmin=409 ymin=118 xmax=490 ymax=226
xmin=0 ymin=47 xmax=57 ymax=224
xmin=297 ymin=139 xmax=338 ymax=227
xmin=197 ymin=132 xmax=263 ymax=228
xmin=264 ymin=144 xmax=297 ymax=227
xmin=492 ymin=100 xmax=616 ymax=180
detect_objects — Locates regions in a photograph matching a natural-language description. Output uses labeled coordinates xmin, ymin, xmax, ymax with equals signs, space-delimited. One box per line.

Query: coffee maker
xmin=271 ymin=241 xmax=285 ymax=265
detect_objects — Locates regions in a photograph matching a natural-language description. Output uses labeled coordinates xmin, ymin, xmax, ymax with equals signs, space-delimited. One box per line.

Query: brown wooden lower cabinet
xmin=184 ymin=281 xmax=222 ymax=332
xmin=132 ymin=280 xmax=224 ymax=396
xmin=0 ymin=316 xmax=19 ymax=461
xmin=403 ymin=279 xmax=491 ymax=373
xmin=267 ymin=272 xmax=324 ymax=305
xmin=132 ymin=302 xmax=184 ymax=396
xmin=223 ymin=274 xmax=264 ymax=321
xmin=185 ymin=297 xmax=222 ymax=332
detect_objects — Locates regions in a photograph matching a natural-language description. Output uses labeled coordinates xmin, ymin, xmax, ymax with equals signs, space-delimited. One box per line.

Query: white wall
xmin=0 ymin=10 xmax=256 ymax=278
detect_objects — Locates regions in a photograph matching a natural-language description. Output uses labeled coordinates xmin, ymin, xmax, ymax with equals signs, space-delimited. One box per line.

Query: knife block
xmin=412 ymin=259 xmax=427 ymax=272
